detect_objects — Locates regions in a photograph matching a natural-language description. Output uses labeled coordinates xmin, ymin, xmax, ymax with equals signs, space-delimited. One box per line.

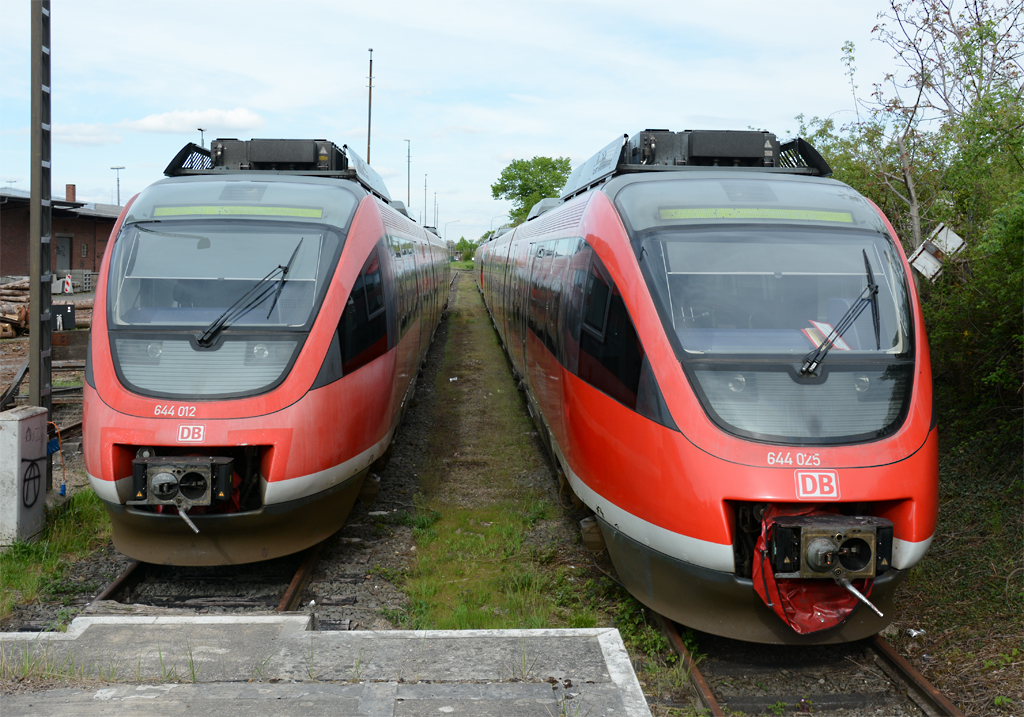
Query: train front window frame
xmin=613 ymin=175 xmax=917 ymax=445
xmin=106 ymin=219 xmax=342 ymax=332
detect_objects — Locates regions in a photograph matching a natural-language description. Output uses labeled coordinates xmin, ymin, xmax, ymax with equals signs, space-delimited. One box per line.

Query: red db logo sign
xmin=177 ymin=425 xmax=205 ymax=443
xmin=795 ymin=470 xmax=840 ymax=500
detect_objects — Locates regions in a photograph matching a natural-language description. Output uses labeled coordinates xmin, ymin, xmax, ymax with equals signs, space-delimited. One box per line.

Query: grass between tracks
xmin=372 ymin=273 xmax=692 ymax=710
xmin=378 ymin=273 xmax=613 ymax=630
xmin=889 ymin=431 xmax=1023 ymax=716
xmin=0 ymin=490 xmax=111 ymax=626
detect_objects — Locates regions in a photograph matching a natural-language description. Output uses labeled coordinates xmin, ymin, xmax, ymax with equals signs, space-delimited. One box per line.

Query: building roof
xmin=0 ymin=188 xmax=122 ymax=220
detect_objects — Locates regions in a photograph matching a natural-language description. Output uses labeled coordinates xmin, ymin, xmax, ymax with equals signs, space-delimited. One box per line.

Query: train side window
xmin=560 ymin=241 xmax=591 ymax=374
xmin=577 ymin=253 xmax=643 ymax=410
xmin=341 ymin=246 xmax=390 ymax=374
xmin=582 ymin=263 xmax=612 ymax=340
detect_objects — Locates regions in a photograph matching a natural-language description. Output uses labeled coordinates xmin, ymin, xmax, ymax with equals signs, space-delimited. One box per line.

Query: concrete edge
xmin=597 ymin=629 xmax=651 ymax=717
xmin=0 ymin=619 xmax=622 ymax=643
xmin=0 ymin=614 xmax=313 ymax=642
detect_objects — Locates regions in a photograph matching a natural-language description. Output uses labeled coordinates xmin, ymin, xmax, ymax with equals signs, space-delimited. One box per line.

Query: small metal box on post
xmin=0 ymin=406 xmax=49 ymax=548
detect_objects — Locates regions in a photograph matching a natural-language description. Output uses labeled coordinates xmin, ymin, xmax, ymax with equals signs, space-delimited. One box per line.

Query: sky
xmin=0 ymin=0 xmax=903 ymax=242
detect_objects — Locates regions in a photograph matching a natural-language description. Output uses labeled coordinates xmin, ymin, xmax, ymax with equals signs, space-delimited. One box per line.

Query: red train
xmin=476 ymin=130 xmax=938 ymax=643
xmin=85 ymin=139 xmax=449 ymax=565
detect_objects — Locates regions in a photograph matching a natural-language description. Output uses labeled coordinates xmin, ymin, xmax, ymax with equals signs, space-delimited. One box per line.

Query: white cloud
xmin=54 ymin=123 xmax=123 ymax=146
xmin=121 ymin=108 xmax=265 ymax=134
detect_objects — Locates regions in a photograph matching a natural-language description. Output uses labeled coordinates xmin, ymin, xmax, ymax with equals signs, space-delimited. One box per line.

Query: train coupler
xmin=769 ymin=514 xmax=893 ymax=582
xmin=128 ymin=456 xmax=234 ymax=533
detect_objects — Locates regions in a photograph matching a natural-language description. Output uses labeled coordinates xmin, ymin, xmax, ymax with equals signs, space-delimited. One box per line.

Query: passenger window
xmin=577 ymin=256 xmax=642 ymax=409
xmin=341 ymin=247 xmax=390 ymax=374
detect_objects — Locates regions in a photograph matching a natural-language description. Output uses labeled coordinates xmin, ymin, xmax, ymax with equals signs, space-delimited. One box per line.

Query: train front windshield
xmin=104 ymin=179 xmax=355 ymax=399
xmin=617 ymin=176 xmax=916 ymax=445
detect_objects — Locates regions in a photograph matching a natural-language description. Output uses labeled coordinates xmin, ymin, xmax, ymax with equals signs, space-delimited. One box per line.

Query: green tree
xmin=491 ymin=156 xmax=572 ymax=226
xmin=794 ymin=1 xmax=1023 ymax=447
xmin=454 ymin=236 xmax=477 ymax=261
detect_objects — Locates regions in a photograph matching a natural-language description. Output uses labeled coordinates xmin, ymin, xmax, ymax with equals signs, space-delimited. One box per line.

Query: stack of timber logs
xmin=0 ymin=279 xmax=93 ymax=337
xmin=0 ymin=280 xmax=30 ymax=338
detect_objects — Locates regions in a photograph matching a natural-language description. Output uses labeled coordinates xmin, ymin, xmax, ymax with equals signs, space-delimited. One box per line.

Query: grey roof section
xmin=526 ymin=197 xmax=562 ymax=221
xmin=0 ymin=188 xmax=122 ymax=220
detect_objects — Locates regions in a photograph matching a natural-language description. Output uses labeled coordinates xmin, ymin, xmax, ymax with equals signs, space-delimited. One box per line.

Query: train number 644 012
xmin=154 ymin=405 xmax=197 ymax=418
xmin=767 ymin=451 xmax=820 ymax=466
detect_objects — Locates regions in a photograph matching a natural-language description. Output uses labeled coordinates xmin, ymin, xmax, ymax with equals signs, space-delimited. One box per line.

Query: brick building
xmin=0 ymin=185 xmax=121 ymax=282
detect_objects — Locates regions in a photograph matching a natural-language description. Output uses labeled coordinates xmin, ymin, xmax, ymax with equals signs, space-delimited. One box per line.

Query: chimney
xmin=66 ymin=184 xmax=76 ymax=202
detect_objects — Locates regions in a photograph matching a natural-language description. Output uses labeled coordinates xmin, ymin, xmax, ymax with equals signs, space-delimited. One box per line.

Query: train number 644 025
xmin=767 ymin=451 xmax=820 ymax=466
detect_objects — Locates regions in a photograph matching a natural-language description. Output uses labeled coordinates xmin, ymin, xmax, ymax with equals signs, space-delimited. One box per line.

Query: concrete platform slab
xmin=1 ymin=616 xmax=651 ymax=716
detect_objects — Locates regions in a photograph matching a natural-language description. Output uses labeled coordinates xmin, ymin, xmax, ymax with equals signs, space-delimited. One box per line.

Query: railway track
xmin=89 ymin=540 xmax=327 ymax=616
xmin=658 ymin=616 xmax=964 ymax=716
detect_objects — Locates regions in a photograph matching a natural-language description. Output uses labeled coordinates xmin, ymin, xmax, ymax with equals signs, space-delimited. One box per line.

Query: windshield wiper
xmin=265 ymin=239 xmax=302 ymax=319
xmin=801 ymin=249 xmax=880 ymax=375
xmin=196 ymin=241 xmax=304 ymax=348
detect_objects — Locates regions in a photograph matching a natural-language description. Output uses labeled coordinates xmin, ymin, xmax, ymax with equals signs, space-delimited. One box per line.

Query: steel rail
xmin=654 ymin=614 xmax=725 ymax=716
xmin=90 ymin=561 xmax=147 ymax=605
xmin=276 ymin=541 xmax=325 ymax=612
xmin=870 ymin=635 xmax=965 ymax=717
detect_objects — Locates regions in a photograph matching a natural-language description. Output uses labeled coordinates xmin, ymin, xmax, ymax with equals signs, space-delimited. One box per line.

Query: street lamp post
xmin=110 ymin=166 xmax=125 ymax=205
xmin=404 ymin=139 xmax=410 ymax=207
xmin=444 ymin=220 xmax=460 ymax=241
xmin=197 ymin=128 xmax=206 ymax=148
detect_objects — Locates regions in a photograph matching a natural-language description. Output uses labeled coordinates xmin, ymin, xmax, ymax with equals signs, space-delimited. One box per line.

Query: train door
xmin=507 ymin=240 xmax=529 ymax=378
xmin=501 ymin=241 xmax=515 ymax=347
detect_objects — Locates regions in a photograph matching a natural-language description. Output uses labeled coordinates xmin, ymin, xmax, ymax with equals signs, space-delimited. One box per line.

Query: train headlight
xmin=854 ymin=374 xmax=870 ymax=393
xmin=727 ymin=374 xmax=746 ymax=393
xmin=147 ymin=342 xmax=163 ymax=359
xmin=252 ymin=343 xmax=270 ymax=360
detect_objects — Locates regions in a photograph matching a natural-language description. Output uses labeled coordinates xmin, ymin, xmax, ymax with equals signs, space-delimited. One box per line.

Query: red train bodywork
xmin=475 ymin=134 xmax=938 ymax=643
xmin=85 ymin=141 xmax=448 ymax=565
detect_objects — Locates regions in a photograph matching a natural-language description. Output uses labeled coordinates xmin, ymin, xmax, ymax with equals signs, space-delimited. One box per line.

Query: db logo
xmin=795 ymin=470 xmax=840 ymax=500
xmin=177 ymin=425 xmax=205 ymax=443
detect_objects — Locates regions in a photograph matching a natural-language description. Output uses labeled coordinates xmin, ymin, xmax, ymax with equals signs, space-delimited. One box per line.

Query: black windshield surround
xmin=106 ymin=217 xmax=348 ymax=401
xmin=613 ymin=177 xmax=916 ymax=446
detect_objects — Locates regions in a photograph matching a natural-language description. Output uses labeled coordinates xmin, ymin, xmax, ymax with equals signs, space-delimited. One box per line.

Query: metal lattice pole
xmin=29 ymin=0 xmax=53 ymax=490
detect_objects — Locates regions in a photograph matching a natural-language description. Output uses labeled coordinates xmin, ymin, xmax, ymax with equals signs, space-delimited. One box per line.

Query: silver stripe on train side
xmin=262 ymin=426 xmax=394 ymax=505
xmin=553 ymin=436 xmax=933 ymax=575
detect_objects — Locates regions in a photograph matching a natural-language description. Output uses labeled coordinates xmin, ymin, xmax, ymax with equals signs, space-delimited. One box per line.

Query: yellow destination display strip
xmin=154 ymin=205 xmax=324 ymax=218
xmin=659 ymin=207 xmax=853 ymax=223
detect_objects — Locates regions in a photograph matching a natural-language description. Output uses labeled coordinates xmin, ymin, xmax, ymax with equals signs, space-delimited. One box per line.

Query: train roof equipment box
xmin=561 ymin=128 xmax=833 ymax=200
xmin=163 ymin=138 xmax=391 ymax=202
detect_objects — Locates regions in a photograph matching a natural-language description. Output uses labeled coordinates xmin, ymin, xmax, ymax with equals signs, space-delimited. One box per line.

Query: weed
xmin=502 ymin=637 xmax=537 ymax=682
xmin=371 ymin=564 xmax=408 ymax=585
xmin=615 ymin=597 xmax=675 ymax=664
xmin=526 ymin=499 xmax=549 ymax=526
xmin=0 ymin=490 xmax=111 ymax=622
xmin=983 ymin=648 xmax=1019 ymax=670
xmin=157 ymin=644 xmax=178 ymax=681
xmin=303 ymin=636 xmax=318 ymax=681
xmin=767 ymin=701 xmax=787 ymax=715
xmin=251 ymin=653 xmax=274 ymax=681
xmin=185 ymin=640 xmax=198 ymax=683
xmin=994 ymin=695 xmax=1014 ymax=708
xmin=350 ymin=649 xmax=366 ymax=682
